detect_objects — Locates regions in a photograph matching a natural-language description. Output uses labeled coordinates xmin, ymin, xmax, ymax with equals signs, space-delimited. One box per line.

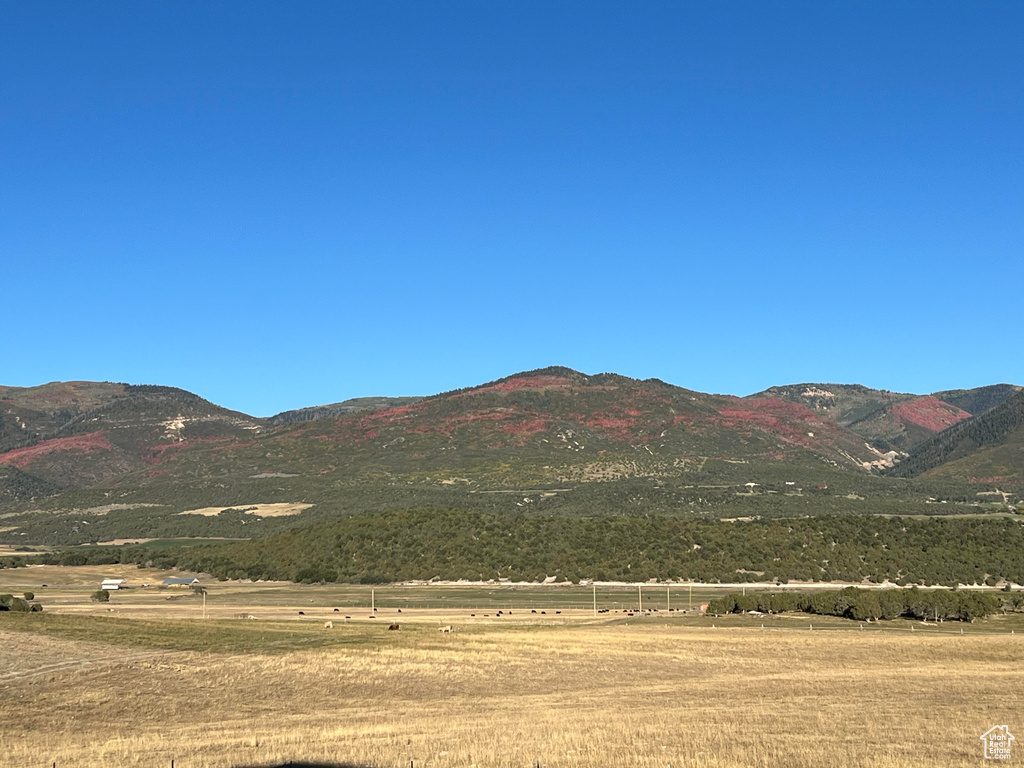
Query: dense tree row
xmin=76 ymin=509 xmax=1024 ymax=587
xmin=707 ymin=586 xmax=1007 ymax=622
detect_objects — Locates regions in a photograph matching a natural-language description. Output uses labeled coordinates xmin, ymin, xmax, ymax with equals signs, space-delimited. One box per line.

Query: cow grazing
xmin=333 ymin=608 xmax=340 ymax=612
xmin=388 ymin=623 xmax=400 ymax=630
xmin=298 ymin=611 xmax=305 ymax=615
xmin=323 ymin=621 xmax=333 ymax=629
xmin=397 ymin=609 xmax=402 ymax=613
xmin=439 ymin=625 xmax=453 ymax=634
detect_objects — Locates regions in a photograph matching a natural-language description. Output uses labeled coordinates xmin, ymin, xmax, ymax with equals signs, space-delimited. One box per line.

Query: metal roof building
xmin=162 ymin=577 xmax=200 ymax=586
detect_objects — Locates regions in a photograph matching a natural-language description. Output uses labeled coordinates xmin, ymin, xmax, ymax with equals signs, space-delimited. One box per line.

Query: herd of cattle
xmin=320 ymin=620 xmax=452 ymax=632
xmin=244 ymin=603 xmax=708 ymax=630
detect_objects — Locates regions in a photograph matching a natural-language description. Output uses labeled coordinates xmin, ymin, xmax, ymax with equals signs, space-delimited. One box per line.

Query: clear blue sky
xmin=2 ymin=2 xmax=1021 ymax=416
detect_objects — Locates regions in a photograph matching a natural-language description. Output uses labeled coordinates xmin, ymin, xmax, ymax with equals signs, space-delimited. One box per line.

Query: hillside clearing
xmin=178 ymin=502 xmax=313 ymax=517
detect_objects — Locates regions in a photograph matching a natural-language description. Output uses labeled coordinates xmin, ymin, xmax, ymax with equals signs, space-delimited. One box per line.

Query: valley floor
xmin=1 ymin=568 xmax=1023 ymax=767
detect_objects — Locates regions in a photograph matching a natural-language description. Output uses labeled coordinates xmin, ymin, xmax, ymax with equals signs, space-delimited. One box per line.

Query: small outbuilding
xmin=101 ymin=578 xmax=126 ymax=591
xmin=162 ymin=577 xmax=200 ymax=587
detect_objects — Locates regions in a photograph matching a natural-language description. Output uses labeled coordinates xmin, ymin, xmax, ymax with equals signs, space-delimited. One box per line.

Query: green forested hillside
xmin=887 ymin=389 xmax=1024 ymax=480
xmin=0 ymin=465 xmax=59 ymax=503
xmin=270 ymin=396 xmax=423 ymax=425
xmin=112 ymin=509 xmax=1024 ymax=587
xmin=931 ymin=384 xmax=1022 ymax=415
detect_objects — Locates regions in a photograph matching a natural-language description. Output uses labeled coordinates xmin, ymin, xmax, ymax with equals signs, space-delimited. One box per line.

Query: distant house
xmin=101 ymin=578 xmax=126 ymax=591
xmin=162 ymin=577 xmax=199 ymax=587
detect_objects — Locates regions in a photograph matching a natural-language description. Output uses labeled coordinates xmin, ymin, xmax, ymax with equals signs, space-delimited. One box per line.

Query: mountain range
xmin=1 ymin=368 xmax=1021 ymax=546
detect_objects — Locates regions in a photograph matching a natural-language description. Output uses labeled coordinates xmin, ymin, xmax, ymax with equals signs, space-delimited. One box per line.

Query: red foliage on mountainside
xmin=717 ymin=398 xmax=832 ymax=447
xmin=501 ymin=417 xmax=550 ymax=436
xmin=489 ymin=416 xmax=551 ymax=447
xmin=279 ymin=376 xmax=882 ymax=455
xmin=581 ymin=413 xmax=641 ymax=442
xmin=359 ymin=403 xmax=424 ymax=423
xmin=0 ymin=432 xmax=114 ymax=469
xmin=448 ymin=373 xmax=627 ymax=400
xmin=291 ymin=373 xmax=695 ymax=447
xmin=141 ymin=436 xmax=240 ymax=464
xmin=406 ymin=410 xmax=514 ymax=437
xmin=478 ymin=375 xmax=578 ymax=393
xmin=890 ymin=396 xmax=971 ymax=433
xmin=141 ymin=442 xmax=189 ymax=464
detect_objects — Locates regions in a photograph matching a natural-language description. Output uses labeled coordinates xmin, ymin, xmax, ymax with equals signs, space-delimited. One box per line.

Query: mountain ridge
xmin=1 ymin=369 xmax=1021 ymax=546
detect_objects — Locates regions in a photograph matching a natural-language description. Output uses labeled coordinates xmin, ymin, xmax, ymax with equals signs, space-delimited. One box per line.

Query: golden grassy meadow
xmin=1 ymin=566 xmax=1022 ymax=768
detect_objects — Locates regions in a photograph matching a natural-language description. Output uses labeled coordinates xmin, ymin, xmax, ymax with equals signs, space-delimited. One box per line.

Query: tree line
xmin=10 ymin=509 xmax=1021 ymax=588
xmin=707 ymin=586 xmax=1011 ymax=623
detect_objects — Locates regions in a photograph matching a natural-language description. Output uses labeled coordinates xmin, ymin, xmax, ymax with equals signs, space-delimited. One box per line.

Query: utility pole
xmin=689 ymin=582 xmax=692 ymax=611
xmin=592 ymin=584 xmax=597 ymax=616
xmin=638 ymin=584 xmax=643 ymax=612
xmin=371 ymin=589 xmax=375 ymax=611
xmin=203 ymin=590 xmax=207 ymax=620
xmin=667 ymin=585 xmax=670 ymax=611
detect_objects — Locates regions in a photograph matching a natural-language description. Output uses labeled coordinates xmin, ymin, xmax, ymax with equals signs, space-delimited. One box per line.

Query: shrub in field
xmin=90 ymin=589 xmax=110 ymax=603
xmin=2 ymin=596 xmax=33 ymax=612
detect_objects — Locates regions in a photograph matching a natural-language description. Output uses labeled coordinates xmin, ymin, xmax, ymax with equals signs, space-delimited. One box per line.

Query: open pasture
xmin=1 ymin=566 xmax=1022 ymax=767
xmin=0 ymin=565 xmax=731 ymax=624
xmin=2 ymin=613 xmax=1022 ymax=768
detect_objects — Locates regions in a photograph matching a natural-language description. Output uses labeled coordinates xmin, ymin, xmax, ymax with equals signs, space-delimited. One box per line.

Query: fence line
xmin=705 ymin=621 xmax=1020 ymax=637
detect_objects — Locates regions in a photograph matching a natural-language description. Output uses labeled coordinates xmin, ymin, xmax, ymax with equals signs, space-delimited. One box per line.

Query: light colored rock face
xmin=162 ymin=416 xmax=186 ymax=441
xmin=801 ymin=387 xmax=836 ymax=400
xmin=861 ymin=443 xmax=901 ymax=471
xmin=178 ymin=503 xmax=313 ymax=517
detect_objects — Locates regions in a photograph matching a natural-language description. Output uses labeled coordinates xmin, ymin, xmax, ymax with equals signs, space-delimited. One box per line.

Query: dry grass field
xmin=1 ymin=566 xmax=1022 ymax=768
